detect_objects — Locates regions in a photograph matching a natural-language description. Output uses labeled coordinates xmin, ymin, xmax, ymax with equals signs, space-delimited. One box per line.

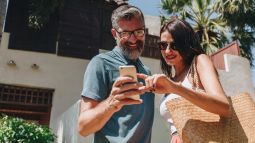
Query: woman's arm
xmin=139 ymin=54 xmax=230 ymax=117
xmin=171 ymin=54 xmax=229 ymax=117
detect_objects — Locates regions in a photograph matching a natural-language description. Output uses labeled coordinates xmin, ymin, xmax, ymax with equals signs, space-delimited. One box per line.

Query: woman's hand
xmin=137 ymin=73 xmax=177 ymax=94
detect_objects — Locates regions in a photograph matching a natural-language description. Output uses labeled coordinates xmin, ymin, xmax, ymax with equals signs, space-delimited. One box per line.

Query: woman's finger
xmin=148 ymin=76 xmax=154 ymax=87
xmin=139 ymin=86 xmax=153 ymax=92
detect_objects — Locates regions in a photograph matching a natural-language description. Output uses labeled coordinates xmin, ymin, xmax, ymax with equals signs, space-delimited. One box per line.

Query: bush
xmin=0 ymin=114 xmax=56 ymax=143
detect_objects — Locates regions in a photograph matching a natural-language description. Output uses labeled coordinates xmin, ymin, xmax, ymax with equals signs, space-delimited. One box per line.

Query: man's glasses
xmin=115 ymin=28 xmax=145 ymax=39
xmin=157 ymin=41 xmax=177 ymax=51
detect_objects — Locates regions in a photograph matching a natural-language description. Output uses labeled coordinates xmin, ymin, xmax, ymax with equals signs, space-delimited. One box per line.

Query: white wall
xmin=0 ymin=32 xmax=170 ymax=143
xmin=0 ymin=13 xmax=169 ymax=142
xmin=218 ymin=54 xmax=255 ymax=100
xmin=0 ymin=32 xmax=89 ymax=133
xmin=2 ymin=31 xmax=254 ymax=143
xmin=144 ymin=15 xmax=160 ymax=36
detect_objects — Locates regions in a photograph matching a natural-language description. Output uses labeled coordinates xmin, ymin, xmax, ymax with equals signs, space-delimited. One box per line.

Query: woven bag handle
xmin=191 ymin=56 xmax=199 ymax=90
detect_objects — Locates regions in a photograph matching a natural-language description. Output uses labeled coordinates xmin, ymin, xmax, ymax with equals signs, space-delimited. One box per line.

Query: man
xmin=78 ymin=4 xmax=155 ymax=143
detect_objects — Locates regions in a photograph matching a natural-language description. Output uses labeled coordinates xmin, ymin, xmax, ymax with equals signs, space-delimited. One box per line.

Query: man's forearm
xmin=78 ymin=100 xmax=116 ymax=136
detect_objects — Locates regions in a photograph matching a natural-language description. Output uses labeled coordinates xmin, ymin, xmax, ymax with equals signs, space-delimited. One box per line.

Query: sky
xmin=128 ymin=0 xmax=255 ymax=86
xmin=128 ymin=0 xmax=161 ymax=16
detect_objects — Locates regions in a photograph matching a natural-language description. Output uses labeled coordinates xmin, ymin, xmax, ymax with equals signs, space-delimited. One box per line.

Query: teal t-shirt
xmin=81 ymin=47 xmax=155 ymax=143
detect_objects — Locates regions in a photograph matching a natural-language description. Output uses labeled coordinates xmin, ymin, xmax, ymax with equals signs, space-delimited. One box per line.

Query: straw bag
xmin=166 ymin=58 xmax=255 ymax=142
xmin=166 ymin=93 xmax=255 ymax=143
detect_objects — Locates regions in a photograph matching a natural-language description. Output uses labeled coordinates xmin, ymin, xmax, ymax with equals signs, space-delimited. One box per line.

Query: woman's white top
xmin=159 ymin=75 xmax=193 ymax=134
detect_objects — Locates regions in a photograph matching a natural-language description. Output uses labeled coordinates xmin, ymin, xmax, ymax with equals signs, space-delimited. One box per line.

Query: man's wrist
xmin=105 ymin=96 xmax=119 ymax=112
xmin=108 ymin=104 xmax=118 ymax=111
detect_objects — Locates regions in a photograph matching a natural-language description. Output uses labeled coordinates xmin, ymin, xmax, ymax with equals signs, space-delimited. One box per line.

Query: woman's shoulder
xmin=195 ymin=54 xmax=218 ymax=80
xmin=196 ymin=54 xmax=213 ymax=67
xmin=196 ymin=54 xmax=210 ymax=61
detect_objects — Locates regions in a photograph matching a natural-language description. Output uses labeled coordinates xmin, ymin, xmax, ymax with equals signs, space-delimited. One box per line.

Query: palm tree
xmin=214 ymin=0 xmax=255 ymax=65
xmin=161 ymin=0 xmax=228 ymax=55
xmin=160 ymin=0 xmax=255 ymax=64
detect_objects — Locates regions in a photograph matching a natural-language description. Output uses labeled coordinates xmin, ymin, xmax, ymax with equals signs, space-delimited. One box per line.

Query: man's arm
xmin=78 ymin=97 xmax=116 ymax=136
xmin=78 ymin=76 xmax=144 ymax=137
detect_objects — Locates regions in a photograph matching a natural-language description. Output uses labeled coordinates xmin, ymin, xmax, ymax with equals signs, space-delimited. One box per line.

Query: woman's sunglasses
xmin=157 ymin=41 xmax=177 ymax=51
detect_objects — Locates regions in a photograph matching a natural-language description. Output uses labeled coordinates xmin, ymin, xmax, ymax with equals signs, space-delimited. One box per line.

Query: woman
xmin=139 ymin=17 xmax=229 ymax=143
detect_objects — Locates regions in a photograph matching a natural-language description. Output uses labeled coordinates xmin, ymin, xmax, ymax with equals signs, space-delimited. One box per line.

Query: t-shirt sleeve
xmin=81 ymin=56 xmax=109 ymax=101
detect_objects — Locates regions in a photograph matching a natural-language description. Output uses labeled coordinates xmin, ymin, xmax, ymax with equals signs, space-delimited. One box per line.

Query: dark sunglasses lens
xmin=158 ymin=42 xmax=168 ymax=50
xmin=169 ymin=42 xmax=176 ymax=50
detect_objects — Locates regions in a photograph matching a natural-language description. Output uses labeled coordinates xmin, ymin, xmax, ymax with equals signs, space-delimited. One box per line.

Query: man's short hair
xmin=111 ymin=4 xmax=144 ymax=29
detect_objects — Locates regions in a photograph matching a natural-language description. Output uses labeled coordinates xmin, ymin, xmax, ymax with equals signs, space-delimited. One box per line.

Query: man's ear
xmin=111 ymin=28 xmax=117 ymax=39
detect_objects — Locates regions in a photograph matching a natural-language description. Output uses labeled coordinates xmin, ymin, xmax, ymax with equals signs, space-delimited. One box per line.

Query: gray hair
xmin=111 ymin=4 xmax=144 ymax=29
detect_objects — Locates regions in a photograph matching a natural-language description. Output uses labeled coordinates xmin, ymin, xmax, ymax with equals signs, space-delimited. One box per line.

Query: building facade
xmin=0 ymin=0 xmax=254 ymax=143
xmin=0 ymin=0 xmax=168 ymax=142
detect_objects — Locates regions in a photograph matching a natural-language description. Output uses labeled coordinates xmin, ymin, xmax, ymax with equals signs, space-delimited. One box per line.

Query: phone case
xmin=119 ymin=65 xmax=140 ymax=100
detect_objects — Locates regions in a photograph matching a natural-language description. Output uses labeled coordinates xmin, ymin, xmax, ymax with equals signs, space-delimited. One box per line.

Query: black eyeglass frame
xmin=114 ymin=27 xmax=146 ymax=39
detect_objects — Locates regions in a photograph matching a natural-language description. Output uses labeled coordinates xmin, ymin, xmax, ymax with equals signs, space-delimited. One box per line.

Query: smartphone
xmin=119 ymin=65 xmax=140 ymax=100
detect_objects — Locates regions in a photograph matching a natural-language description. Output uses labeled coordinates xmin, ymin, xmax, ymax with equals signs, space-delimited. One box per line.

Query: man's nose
xmin=128 ymin=33 xmax=138 ymax=43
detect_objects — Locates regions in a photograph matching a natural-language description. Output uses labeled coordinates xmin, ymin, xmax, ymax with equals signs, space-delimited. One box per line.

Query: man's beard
xmin=119 ymin=40 xmax=144 ymax=60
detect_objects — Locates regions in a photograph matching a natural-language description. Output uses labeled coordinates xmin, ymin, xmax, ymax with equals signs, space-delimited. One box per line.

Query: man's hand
xmin=78 ymin=76 xmax=145 ymax=136
xmin=106 ymin=76 xmax=145 ymax=112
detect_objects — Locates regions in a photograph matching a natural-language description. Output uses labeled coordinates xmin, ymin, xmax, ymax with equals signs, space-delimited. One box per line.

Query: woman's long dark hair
xmin=160 ymin=17 xmax=205 ymax=78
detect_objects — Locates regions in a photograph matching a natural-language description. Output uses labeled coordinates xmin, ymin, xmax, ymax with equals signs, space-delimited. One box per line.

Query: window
xmin=0 ymin=83 xmax=54 ymax=125
xmin=100 ymin=2 xmax=116 ymax=51
xmin=142 ymin=34 xmax=161 ymax=59
xmin=57 ymin=0 xmax=101 ymax=59
xmin=4 ymin=0 xmax=58 ymax=54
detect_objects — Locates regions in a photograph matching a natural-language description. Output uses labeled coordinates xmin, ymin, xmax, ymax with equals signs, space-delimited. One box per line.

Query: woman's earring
xmin=171 ymin=65 xmax=176 ymax=78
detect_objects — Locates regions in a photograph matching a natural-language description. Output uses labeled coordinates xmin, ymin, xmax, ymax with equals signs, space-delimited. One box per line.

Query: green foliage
xmin=214 ymin=0 xmax=255 ymax=65
xmin=160 ymin=0 xmax=228 ymax=55
xmin=160 ymin=0 xmax=255 ymax=65
xmin=0 ymin=114 xmax=56 ymax=143
xmin=160 ymin=0 xmax=191 ymax=15
xmin=28 ymin=0 xmax=64 ymax=30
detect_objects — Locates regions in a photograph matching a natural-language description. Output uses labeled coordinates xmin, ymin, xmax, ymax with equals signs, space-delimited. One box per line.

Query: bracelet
xmin=171 ymin=131 xmax=178 ymax=136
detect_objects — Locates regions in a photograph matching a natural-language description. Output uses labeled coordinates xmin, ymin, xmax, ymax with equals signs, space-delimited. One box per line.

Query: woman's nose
xmin=165 ymin=47 xmax=172 ymax=54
